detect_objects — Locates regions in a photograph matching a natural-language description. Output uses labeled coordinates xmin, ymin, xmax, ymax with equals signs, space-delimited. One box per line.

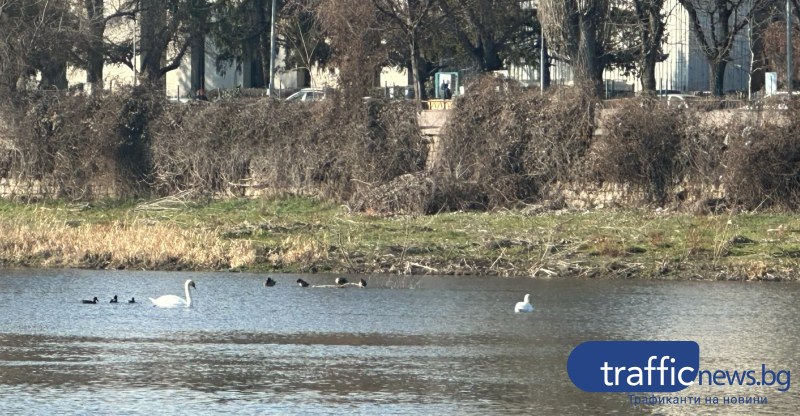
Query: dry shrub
xmin=0 ymin=88 xmax=424 ymax=202
xmin=148 ymin=96 xmax=426 ymax=201
xmin=433 ymin=77 xmax=595 ymax=210
xmin=351 ymin=172 xmax=435 ymax=215
xmin=3 ymin=92 xmax=114 ymax=198
xmin=148 ymin=99 xmax=269 ymax=196
xmin=593 ymin=99 xmax=686 ymax=204
xmin=6 ymin=83 xmax=800 ymax=215
xmin=678 ymin=112 xmax=727 ymax=195
xmin=0 ymin=87 xmax=163 ymax=199
xmin=112 ymin=87 xmax=164 ymax=196
xmin=721 ymin=107 xmax=800 ymax=210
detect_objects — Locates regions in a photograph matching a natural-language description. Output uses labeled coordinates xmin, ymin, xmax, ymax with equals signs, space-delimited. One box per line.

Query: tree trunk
xmin=410 ymin=35 xmax=422 ymax=106
xmin=576 ymin=15 xmax=603 ymax=96
xmin=416 ymin=55 xmax=428 ymax=100
xmin=750 ymin=26 xmax=766 ymax=94
xmin=712 ymin=60 xmax=727 ymax=96
xmin=190 ymin=34 xmax=205 ymax=94
xmin=85 ymin=0 xmax=105 ymax=94
xmin=189 ymin=0 xmax=207 ymax=94
xmin=542 ymin=39 xmax=551 ymax=88
xmin=640 ymin=50 xmax=657 ymax=92
xmin=139 ymin=0 xmax=167 ymax=90
xmin=635 ymin=1 xmax=666 ymax=94
xmin=254 ymin=0 xmax=273 ymax=89
xmin=242 ymin=39 xmax=265 ymax=88
xmin=480 ymin=37 xmax=503 ymax=71
xmin=39 ymin=61 xmax=68 ymax=89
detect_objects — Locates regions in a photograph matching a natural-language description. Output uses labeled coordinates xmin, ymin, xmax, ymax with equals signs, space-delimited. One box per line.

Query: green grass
xmin=1 ymin=196 xmax=799 ymax=279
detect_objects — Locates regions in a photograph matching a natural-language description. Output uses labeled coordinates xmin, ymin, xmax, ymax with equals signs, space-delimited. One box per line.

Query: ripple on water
xmin=0 ymin=270 xmax=798 ymax=414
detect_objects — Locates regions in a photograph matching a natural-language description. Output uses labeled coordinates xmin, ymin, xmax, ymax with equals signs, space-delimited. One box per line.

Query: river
xmin=0 ymin=269 xmax=797 ymax=414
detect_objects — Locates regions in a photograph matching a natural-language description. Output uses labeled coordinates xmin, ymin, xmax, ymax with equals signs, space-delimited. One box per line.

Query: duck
xmin=358 ymin=278 xmax=367 ymax=288
xmin=149 ymin=279 xmax=196 ymax=308
xmin=128 ymin=297 xmax=136 ymax=304
xmin=335 ymin=277 xmax=348 ymax=287
xmin=110 ymin=295 xmax=118 ymax=303
xmin=297 ymin=278 xmax=309 ymax=287
xmin=264 ymin=277 xmax=276 ymax=287
xmin=82 ymin=297 xmax=99 ymax=304
xmin=514 ymin=294 xmax=534 ymax=313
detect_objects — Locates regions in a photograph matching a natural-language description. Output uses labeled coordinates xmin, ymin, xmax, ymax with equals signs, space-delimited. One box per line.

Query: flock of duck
xmin=81 ymin=277 xmax=535 ymax=312
xmin=290 ymin=277 xmax=367 ymax=289
xmin=82 ymin=295 xmax=136 ymax=304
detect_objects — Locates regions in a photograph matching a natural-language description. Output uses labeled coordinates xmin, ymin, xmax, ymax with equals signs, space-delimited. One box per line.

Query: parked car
xmin=665 ymin=94 xmax=702 ymax=109
xmin=285 ymin=88 xmax=326 ymax=102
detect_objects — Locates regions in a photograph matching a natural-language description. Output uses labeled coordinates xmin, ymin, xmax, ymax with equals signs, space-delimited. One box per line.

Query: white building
xmin=163 ymin=44 xmax=408 ymax=99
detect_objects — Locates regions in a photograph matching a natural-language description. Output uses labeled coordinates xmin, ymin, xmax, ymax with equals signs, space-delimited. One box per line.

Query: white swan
xmin=515 ymin=294 xmax=534 ymax=313
xmin=150 ymin=279 xmax=196 ymax=308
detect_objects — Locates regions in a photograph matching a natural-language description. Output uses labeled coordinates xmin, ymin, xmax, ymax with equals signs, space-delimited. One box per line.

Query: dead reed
xmin=0 ymin=217 xmax=255 ymax=270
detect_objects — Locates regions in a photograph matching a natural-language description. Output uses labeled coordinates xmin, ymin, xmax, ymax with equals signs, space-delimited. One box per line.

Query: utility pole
xmin=540 ymin=34 xmax=546 ymax=95
xmin=269 ymin=0 xmax=277 ymax=97
xmin=132 ymin=15 xmax=137 ymax=86
xmin=788 ymin=0 xmax=793 ymax=94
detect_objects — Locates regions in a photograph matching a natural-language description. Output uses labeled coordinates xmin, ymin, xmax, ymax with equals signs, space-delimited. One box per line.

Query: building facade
xmin=511 ymin=0 xmax=754 ymax=94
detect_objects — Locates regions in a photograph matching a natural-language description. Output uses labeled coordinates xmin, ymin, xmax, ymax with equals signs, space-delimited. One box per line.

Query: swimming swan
xmin=514 ymin=294 xmax=534 ymax=313
xmin=150 ymin=279 xmax=196 ymax=308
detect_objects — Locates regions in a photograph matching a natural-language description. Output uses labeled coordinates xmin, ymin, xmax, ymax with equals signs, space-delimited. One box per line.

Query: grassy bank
xmin=1 ymin=196 xmax=799 ymax=280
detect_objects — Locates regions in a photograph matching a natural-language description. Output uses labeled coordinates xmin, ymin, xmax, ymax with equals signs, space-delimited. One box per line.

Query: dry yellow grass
xmin=0 ymin=217 xmax=256 ymax=270
xmin=269 ymin=234 xmax=328 ymax=265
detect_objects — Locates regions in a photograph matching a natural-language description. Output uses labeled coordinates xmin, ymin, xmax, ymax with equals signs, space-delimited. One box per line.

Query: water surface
xmin=0 ymin=269 xmax=797 ymax=414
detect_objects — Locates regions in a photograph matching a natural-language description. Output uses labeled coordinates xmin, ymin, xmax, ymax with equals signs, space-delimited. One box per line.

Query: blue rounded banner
xmin=567 ymin=341 xmax=700 ymax=393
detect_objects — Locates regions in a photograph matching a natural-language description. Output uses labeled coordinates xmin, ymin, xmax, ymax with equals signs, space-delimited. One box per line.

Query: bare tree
xmin=761 ymin=19 xmax=800 ymax=88
xmin=282 ymin=0 xmax=331 ymax=87
xmin=437 ymin=0 xmax=537 ymax=72
xmin=0 ymin=0 xmax=35 ymax=91
xmin=138 ymin=0 xmax=193 ymax=89
xmin=81 ymin=0 xmax=105 ymax=92
xmin=633 ymin=0 xmax=668 ymax=92
xmin=66 ymin=1 xmax=139 ymax=92
xmin=678 ymin=0 xmax=776 ymax=96
xmin=0 ymin=0 xmax=83 ymax=91
xmin=539 ymin=0 xmax=611 ymax=96
xmin=370 ymin=0 xmax=436 ymax=103
xmin=317 ymin=0 xmax=385 ymax=102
